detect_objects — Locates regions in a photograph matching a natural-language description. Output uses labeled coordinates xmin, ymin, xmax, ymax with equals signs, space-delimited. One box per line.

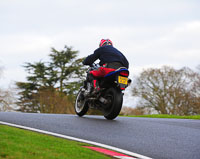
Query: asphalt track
xmin=0 ymin=112 xmax=200 ymax=159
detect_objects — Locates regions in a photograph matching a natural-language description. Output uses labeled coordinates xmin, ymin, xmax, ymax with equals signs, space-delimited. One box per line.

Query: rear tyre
xmin=74 ymin=88 xmax=89 ymax=117
xmin=103 ymin=88 xmax=123 ymax=120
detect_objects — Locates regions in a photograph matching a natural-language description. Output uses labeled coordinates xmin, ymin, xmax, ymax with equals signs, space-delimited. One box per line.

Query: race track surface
xmin=0 ymin=112 xmax=200 ymax=159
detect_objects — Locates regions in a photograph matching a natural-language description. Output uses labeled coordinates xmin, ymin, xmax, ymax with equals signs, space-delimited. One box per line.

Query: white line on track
xmin=0 ymin=121 xmax=152 ymax=159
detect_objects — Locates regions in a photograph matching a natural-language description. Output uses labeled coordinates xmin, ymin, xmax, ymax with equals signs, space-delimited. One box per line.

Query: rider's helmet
xmin=99 ymin=39 xmax=113 ymax=47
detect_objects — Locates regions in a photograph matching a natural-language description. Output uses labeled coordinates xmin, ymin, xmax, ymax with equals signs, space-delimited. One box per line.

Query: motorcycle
xmin=74 ymin=63 xmax=131 ymax=120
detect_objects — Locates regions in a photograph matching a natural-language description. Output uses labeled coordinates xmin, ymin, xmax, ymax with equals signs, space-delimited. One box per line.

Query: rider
xmin=83 ymin=39 xmax=129 ymax=92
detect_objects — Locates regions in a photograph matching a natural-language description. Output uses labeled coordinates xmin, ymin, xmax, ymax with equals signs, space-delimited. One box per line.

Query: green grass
xmin=122 ymin=114 xmax=200 ymax=120
xmin=0 ymin=125 xmax=111 ymax=159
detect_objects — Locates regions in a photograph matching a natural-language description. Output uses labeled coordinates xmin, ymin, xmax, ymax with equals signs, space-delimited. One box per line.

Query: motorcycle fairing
xmin=104 ymin=68 xmax=129 ymax=78
xmin=103 ymin=68 xmax=129 ymax=90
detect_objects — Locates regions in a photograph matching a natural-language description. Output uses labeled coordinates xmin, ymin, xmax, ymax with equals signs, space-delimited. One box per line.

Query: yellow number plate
xmin=118 ymin=76 xmax=128 ymax=85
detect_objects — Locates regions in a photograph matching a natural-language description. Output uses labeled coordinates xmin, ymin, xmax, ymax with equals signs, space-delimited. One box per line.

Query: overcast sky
xmin=0 ymin=0 xmax=200 ymax=106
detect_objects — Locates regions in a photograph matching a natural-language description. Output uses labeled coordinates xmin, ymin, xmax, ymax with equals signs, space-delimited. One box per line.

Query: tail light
xmin=119 ymin=71 xmax=129 ymax=76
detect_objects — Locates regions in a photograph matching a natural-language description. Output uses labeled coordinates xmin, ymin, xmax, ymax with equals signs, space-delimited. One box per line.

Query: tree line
xmin=0 ymin=45 xmax=199 ymax=115
xmin=15 ymin=46 xmax=87 ymax=113
xmin=132 ymin=66 xmax=200 ymax=115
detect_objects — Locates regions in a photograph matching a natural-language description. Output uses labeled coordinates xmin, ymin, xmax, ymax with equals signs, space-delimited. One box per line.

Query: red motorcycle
xmin=74 ymin=63 xmax=131 ymax=120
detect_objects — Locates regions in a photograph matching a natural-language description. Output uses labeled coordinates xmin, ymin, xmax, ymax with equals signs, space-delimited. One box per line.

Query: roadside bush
xmin=120 ymin=106 xmax=145 ymax=116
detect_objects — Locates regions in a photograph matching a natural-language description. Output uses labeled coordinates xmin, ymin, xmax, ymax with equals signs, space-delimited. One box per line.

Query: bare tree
xmin=0 ymin=89 xmax=13 ymax=111
xmin=190 ymin=65 xmax=200 ymax=114
xmin=0 ymin=67 xmax=9 ymax=111
xmin=132 ymin=66 xmax=198 ymax=115
xmin=0 ymin=67 xmax=16 ymax=111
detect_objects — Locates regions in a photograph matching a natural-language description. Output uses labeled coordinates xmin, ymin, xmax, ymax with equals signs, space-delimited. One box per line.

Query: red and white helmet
xmin=99 ymin=39 xmax=113 ymax=47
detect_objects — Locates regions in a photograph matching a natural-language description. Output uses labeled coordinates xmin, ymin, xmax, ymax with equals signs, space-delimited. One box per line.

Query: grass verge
xmin=0 ymin=124 xmax=111 ymax=159
xmin=122 ymin=114 xmax=200 ymax=120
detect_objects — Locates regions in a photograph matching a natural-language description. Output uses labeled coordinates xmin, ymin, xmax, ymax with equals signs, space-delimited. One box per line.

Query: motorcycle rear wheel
xmin=74 ymin=88 xmax=89 ymax=117
xmin=103 ymin=87 xmax=123 ymax=120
